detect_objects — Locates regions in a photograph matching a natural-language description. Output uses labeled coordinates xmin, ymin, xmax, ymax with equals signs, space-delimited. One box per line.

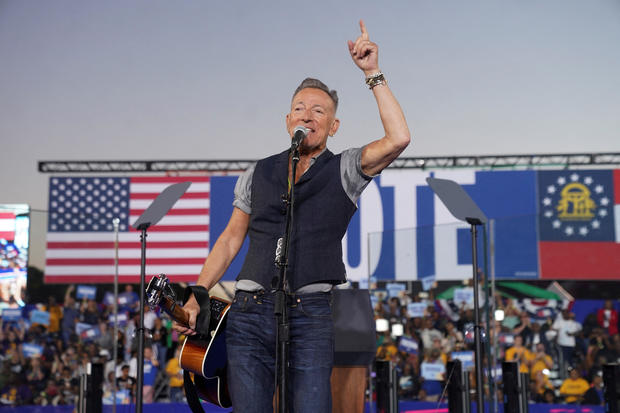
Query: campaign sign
xmin=76 ymin=322 xmax=95 ymax=335
xmin=407 ymin=303 xmax=427 ymax=318
xmin=1 ymin=308 xmax=22 ymax=322
xmin=453 ymin=288 xmax=474 ymax=307
xmin=103 ymin=292 xmax=116 ymax=306
xmin=498 ymin=333 xmax=515 ymax=346
xmin=109 ymin=312 xmax=128 ymax=326
xmin=398 ymin=336 xmax=419 ymax=354
xmin=421 ymin=276 xmax=435 ymax=291
xmin=77 ymin=285 xmax=97 ymax=300
xmin=386 ymin=283 xmax=406 ymax=298
xmin=421 ymin=362 xmax=446 ymax=381
xmin=22 ymin=343 xmax=43 ymax=358
xmin=30 ymin=310 xmax=50 ymax=326
xmin=118 ymin=291 xmax=138 ymax=308
xmin=451 ymin=351 xmax=475 ymax=370
xmin=80 ymin=326 xmax=101 ymax=342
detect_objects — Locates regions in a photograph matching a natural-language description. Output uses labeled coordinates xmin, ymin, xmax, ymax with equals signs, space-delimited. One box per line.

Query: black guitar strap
xmin=181 ymin=285 xmax=213 ymax=413
xmin=183 ymin=370 xmax=206 ymax=413
xmin=183 ymin=285 xmax=211 ymax=334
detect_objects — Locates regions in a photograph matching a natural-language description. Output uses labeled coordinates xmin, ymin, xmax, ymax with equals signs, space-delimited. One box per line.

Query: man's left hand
xmin=348 ymin=20 xmax=379 ymax=75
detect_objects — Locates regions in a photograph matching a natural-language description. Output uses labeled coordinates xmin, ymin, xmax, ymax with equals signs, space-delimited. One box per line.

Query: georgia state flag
xmin=538 ymin=169 xmax=620 ymax=279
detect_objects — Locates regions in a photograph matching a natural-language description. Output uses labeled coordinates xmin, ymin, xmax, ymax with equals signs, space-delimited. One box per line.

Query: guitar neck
xmin=159 ymin=295 xmax=191 ymax=327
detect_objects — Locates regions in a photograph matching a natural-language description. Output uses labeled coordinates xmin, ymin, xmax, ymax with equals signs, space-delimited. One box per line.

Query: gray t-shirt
xmin=234 ymin=147 xmax=373 ymax=293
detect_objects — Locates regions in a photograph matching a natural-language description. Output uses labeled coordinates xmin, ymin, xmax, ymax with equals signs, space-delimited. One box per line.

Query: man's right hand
xmin=174 ymin=293 xmax=200 ymax=336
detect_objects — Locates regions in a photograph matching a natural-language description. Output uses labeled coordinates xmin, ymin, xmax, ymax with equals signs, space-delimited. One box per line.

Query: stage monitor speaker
xmin=502 ymin=362 xmax=528 ymax=413
xmin=603 ymin=363 xmax=619 ymax=413
xmin=376 ymin=360 xmax=398 ymax=413
xmin=447 ymin=359 xmax=470 ymax=413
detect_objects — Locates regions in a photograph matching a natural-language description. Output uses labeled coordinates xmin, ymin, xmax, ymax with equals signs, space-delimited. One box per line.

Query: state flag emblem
xmin=538 ymin=170 xmax=615 ymax=242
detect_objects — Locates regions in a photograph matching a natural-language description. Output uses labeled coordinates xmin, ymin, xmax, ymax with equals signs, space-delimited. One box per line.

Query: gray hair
xmin=292 ymin=78 xmax=338 ymax=111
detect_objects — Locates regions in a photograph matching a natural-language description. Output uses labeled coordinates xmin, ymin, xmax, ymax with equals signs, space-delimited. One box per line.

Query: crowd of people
xmin=0 ymin=284 xmax=184 ymax=406
xmin=374 ymin=290 xmax=619 ymax=406
xmin=0 ymin=282 xmax=618 ymax=407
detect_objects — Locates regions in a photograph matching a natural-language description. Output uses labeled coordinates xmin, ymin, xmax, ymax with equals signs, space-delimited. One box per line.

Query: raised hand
xmin=347 ymin=20 xmax=379 ymax=75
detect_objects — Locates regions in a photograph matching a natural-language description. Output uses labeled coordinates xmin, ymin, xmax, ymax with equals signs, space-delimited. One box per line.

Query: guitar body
xmin=178 ymin=296 xmax=232 ymax=408
xmin=145 ymin=274 xmax=232 ymax=408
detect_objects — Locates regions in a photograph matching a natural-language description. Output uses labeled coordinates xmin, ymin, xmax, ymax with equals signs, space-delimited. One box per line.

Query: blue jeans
xmin=226 ymin=290 xmax=334 ymax=413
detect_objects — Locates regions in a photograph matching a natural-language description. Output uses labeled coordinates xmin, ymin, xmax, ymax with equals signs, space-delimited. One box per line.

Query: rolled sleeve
xmin=340 ymin=147 xmax=373 ymax=205
xmin=232 ymin=163 xmax=255 ymax=214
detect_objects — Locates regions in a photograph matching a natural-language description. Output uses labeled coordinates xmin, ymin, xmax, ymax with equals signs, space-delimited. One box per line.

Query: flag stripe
xmin=129 ymin=192 xmax=209 ymax=200
xmin=45 ymin=264 xmax=202 ymax=275
xmin=130 ymin=182 xmax=210 ymax=192
xmin=127 ymin=224 xmax=208 ymax=232
xmin=46 ymin=248 xmax=207 ymax=258
xmin=131 ymin=176 xmax=209 ymax=183
xmin=46 ymin=258 xmax=205 ymax=266
xmin=540 ymin=241 xmax=620 ymax=279
xmin=129 ymin=199 xmax=210 ymax=209
xmin=47 ymin=232 xmax=208 ymax=242
xmin=43 ymin=274 xmax=200 ymax=283
xmin=47 ymin=241 xmax=208 ymax=249
xmin=614 ymin=170 xmax=620 ymax=204
xmin=0 ymin=231 xmax=15 ymax=240
xmin=128 ymin=216 xmax=209 ymax=226
xmin=130 ymin=208 xmax=209 ymax=216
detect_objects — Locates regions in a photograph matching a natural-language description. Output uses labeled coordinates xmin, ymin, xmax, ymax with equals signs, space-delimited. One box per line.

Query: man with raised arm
xmin=175 ymin=20 xmax=410 ymax=412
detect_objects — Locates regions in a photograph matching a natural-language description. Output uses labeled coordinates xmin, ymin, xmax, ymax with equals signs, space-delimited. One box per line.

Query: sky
xmin=1 ymin=0 xmax=619 ymax=269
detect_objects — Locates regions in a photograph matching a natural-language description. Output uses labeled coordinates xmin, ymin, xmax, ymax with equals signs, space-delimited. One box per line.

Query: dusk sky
xmin=1 ymin=0 xmax=619 ymax=268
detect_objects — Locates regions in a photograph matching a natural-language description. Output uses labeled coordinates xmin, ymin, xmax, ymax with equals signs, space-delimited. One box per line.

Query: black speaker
xmin=376 ymin=360 xmax=398 ymax=413
xmin=603 ymin=364 xmax=620 ymax=413
xmin=86 ymin=363 xmax=103 ymax=413
xmin=447 ymin=359 xmax=469 ymax=413
xmin=502 ymin=362 xmax=528 ymax=413
xmin=332 ymin=289 xmax=376 ymax=366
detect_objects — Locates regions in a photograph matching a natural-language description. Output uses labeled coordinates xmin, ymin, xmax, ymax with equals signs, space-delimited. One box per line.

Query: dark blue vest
xmin=237 ymin=149 xmax=357 ymax=291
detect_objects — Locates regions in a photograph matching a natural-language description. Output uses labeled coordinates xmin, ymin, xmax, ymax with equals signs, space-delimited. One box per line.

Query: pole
xmin=112 ymin=218 xmax=120 ymax=413
xmin=274 ymin=146 xmax=300 ymax=413
xmin=136 ymin=226 xmax=148 ymax=413
xmin=468 ymin=221 xmax=484 ymax=413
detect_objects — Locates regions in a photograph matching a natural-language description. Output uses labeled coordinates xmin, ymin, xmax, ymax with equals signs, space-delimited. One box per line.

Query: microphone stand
xmin=274 ymin=142 xmax=301 ymax=413
xmin=467 ymin=218 xmax=485 ymax=413
xmin=136 ymin=223 xmax=149 ymax=413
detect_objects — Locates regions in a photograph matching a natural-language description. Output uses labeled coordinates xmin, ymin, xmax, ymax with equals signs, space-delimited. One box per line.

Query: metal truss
xmin=38 ymin=152 xmax=620 ymax=173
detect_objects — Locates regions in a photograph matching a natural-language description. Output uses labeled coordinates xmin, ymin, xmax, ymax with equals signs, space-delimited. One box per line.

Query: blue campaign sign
xmin=421 ymin=362 xmax=446 ymax=381
xmin=451 ymin=351 xmax=475 ymax=370
xmin=77 ymin=285 xmax=97 ymax=300
xmin=1 ymin=308 xmax=22 ymax=321
xmin=80 ymin=326 xmax=101 ymax=341
xmin=407 ymin=303 xmax=427 ymax=318
xmin=103 ymin=292 xmax=115 ymax=305
xmin=421 ymin=276 xmax=435 ymax=291
xmin=386 ymin=282 xmax=406 ymax=298
xmin=30 ymin=310 xmax=50 ymax=326
xmin=453 ymin=288 xmax=474 ymax=307
xmin=22 ymin=343 xmax=43 ymax=358
xmin=109 ymin=312 xmax=128 ymax=326
xmin=398 ymin=336 xmax=419 ymax=354
xmin=76 ymin=322 xmax=95 ymax=335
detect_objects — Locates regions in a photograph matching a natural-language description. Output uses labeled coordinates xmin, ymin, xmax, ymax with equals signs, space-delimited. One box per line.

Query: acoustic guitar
xmin=146 ymin=273 xmax=232 ymax=408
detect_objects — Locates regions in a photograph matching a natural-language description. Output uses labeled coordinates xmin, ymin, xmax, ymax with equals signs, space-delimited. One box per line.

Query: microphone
xmin=291 ymin=126 xmax=309 ymax=149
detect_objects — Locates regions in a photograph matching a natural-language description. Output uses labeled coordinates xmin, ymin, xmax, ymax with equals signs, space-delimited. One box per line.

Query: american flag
xmin=0 ymin=212 xmax=16 ymax=241
xmin=45 ymin=176 xmax=210 ymax=283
